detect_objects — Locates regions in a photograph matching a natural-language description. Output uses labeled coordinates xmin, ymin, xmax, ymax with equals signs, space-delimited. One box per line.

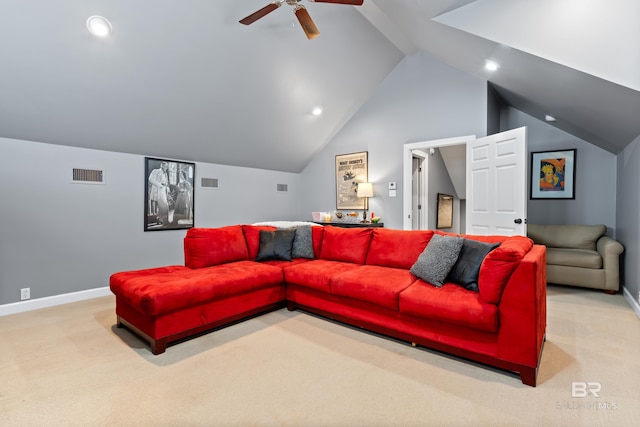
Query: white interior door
xmin=466 ymin=127 xmax=527 ymax=236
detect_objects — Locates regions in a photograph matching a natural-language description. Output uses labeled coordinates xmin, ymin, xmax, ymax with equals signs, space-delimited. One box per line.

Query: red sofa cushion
xmin=311 ymin=226 xmax=324 ymax=257
xmin=399 ymin=281 xmax=498 ymax=333
xmin=319 ymin=226 xmax=373 ymax=264
xmin=110 ymin=265 xmax=189 ymax=291
xmin=184 ymin=226 xmax=249 ymax=268
xmin=331 ymin=265 xmax=418 ymax=310
xmin=284 ymin=259 xmax=361 ymax=293
xmin=259 ymin=259 xmax=310 ymax=268
xmin=111 ymin=260 xmax=284 ymax=316
xmin=478 ymin=236 xmax=534 ymax=304
xmin=365 ymin=229 xmax=434 ymax=270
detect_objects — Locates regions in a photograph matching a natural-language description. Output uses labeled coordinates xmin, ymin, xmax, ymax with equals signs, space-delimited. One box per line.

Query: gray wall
xmin=299 ymin=52 xmax=487 ymax=230
xmin=501 ymin=108 xmax=618 ymax=236
xmin=0 ymin=137 xmax=301 ymax=305
xmin=616 ymin=134 xmax=640 ymax=306
xmin=486 ymin=84 xmax=502 ymax=135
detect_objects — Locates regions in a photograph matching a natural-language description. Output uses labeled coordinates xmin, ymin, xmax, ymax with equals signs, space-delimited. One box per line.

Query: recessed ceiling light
xmin=87 ymin=15 xmax=112 ymax=37
xmin=545 ymin=115 xmax=556 ymax=122
xmin=485 ymin=60 xmax=499 ymax=71
xmin=311 ymin=105 xmax=323 ymax=116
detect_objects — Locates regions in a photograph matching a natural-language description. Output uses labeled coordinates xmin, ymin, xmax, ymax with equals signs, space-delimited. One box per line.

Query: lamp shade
xmin=357 ymin=182 xmax=373 ymax=198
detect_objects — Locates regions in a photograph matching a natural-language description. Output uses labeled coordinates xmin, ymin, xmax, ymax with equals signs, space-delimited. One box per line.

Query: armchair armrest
xmin=596 ymin=236 xmax=624 ymax=291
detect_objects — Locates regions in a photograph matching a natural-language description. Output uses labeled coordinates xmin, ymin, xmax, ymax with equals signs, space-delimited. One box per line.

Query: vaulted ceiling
xmin=1 ymin=0 xmax=638 ymax=173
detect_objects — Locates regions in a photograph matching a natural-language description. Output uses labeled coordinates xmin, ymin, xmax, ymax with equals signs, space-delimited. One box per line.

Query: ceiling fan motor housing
xmin=239 ymin=0 xmax=364 ymax=39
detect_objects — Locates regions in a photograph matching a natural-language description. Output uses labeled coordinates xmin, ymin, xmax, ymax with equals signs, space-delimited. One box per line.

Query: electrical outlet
xmin=20 ymin=288 xmax=30 ymax=301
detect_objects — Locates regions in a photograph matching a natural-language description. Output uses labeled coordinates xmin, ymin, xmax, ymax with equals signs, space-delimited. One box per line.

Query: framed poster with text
xmin=335 ymin=151 xmax=368 ymax=210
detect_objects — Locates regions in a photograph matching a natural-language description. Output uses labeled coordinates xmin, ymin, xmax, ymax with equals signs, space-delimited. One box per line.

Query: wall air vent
xmin=201 ymin=177 xmax=219 ymax=189
xmin=277 ymin=184 xmax=288 ymax=192
xmin=72 ymin=168 xmax=104 ymax=184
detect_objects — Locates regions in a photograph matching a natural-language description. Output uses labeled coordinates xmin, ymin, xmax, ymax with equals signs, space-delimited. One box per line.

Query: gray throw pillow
xmin=446 ymin=239 xmax=500 ymax=291
xmin=256 ymin=229 xmax=296 ymax=261
xmin=410 ymin=234 xmax=464 ymax=287
xmin=292 ymin=226 xmax=314 ymax=259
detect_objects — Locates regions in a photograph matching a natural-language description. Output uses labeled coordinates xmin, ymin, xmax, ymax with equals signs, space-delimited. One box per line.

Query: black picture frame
xmin=144 ymin=157 xmax=195 ymax=231
xmin=530 ymin=149 xmax=576 ymax=199
xmin=436 ymin=193 xmax=454 ymax=229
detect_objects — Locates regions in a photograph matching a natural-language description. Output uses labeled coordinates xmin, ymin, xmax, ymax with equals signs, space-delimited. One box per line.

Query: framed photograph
xmin=530 ymin=149 xmax=576 ymax=200
xmin=144 ymin=157 xmax=195 ymax=231
xmin=436 ymin=193 xmax=454 ymax=229
xmin=336 ymin=151 xmax=368 ymax=210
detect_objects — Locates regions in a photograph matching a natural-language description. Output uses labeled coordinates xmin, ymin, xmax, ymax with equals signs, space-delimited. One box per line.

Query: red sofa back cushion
xmin=366 ymin=228 xmax=434 ymax=270
xmin=184 ymin=226 xmax=249 ymax=268
xmin=319 ymin=226 xmax=373 ymax=264
xmin=311 ymin=226 xmax=324 ymax=257
xmin=478 ymin=236 xmax=534 ymax=304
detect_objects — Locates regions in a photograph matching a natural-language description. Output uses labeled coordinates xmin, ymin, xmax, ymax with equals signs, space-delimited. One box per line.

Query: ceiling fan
xmin=239 ymin=0 xmax=365 ymax=40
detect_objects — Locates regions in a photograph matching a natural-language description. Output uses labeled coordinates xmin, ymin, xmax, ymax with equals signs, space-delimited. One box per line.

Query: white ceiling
xmin=1 ymin=0 xmax=639 ymax=172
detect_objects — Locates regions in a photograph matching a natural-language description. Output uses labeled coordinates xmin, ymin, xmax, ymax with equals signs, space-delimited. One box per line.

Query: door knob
xmin=514 ymin=218 xmax=523 ymax=224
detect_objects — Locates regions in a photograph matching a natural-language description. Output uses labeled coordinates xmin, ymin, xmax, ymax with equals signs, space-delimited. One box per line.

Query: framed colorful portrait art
xmin=530 ymin=149 xmax=576 ymax=200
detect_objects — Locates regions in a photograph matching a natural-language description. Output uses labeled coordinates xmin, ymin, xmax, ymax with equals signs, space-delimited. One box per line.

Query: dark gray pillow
xmin=256 ymin=229 xmax=296 ymax=261
xmin=292 ymin=226 xmax=314 ymax=259
xmin=446 ymin=239 xmax=500 ymax=291
xmin=410 ymin=234 xmax=464 ymax=287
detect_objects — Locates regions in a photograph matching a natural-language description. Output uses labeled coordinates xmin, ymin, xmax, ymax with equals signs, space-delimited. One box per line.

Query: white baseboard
xmin=0 ymin=287 xmax=112 ymax=317
xmin=622 ymin=286 xmax=640 ymax=320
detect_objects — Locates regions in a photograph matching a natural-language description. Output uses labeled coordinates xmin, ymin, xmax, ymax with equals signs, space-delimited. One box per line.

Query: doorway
xmin=402 ymin=128 xmax=528 ymax=236
xmin=402 ymin=135 xmax=474 ymax=230
xmin=411 ymin=155 xmax=426 ymax=229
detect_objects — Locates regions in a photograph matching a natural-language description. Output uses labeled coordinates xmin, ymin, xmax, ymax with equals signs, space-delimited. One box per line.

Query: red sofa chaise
xmin=110 ymin=224 xmax=546 ymax=386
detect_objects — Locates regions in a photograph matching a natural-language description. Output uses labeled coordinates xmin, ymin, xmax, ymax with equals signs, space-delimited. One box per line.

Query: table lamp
xmin=357 ymin=182 xmax=374 ymax=223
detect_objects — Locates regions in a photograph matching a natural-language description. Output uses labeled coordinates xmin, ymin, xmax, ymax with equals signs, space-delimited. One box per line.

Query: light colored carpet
xmin=1 ymin=286 xmax=639 ymax=426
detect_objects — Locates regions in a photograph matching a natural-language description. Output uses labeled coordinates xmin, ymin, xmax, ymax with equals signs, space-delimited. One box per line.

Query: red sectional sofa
xmin=110 ymin=224 xmax=547 ymax=386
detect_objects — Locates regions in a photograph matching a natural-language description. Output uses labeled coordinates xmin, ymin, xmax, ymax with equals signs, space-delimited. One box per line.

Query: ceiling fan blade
xmin=295 ymin=6 xmax=320 ymax=40
xmin=309 ymin=0 xmax=364 ymax=5
xmin=239 ymin=2 xmax=282 ymax=25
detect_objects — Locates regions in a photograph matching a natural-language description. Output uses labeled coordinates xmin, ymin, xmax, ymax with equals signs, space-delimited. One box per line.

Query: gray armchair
xmin=527 ymin=224 xmax=624 ymax=293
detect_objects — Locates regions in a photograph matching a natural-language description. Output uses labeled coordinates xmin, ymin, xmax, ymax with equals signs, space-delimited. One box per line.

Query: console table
xmin=312 ymin=222 xmax=384 ymax=228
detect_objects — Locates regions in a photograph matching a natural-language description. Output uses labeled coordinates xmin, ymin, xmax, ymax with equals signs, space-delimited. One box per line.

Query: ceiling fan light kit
xmin=239 ymin=0 xmax=364 ymax=40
